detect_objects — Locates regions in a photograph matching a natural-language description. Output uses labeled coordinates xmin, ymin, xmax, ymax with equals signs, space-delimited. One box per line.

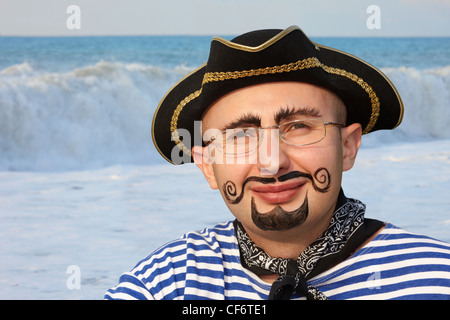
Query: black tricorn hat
xmin=152 ymin=26 xmax=404 ymax=164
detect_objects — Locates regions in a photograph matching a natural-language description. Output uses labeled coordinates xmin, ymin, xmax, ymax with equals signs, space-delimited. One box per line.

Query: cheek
xmin=213 ymin=164 xmax=249 ymax=198
xmin=213 ymin=163 xmax=257 ymax=222
xmin=287 ymin=144 xmax=343 ymax=190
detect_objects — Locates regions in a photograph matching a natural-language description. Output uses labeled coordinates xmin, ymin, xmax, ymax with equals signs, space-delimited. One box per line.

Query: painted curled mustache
xmin=278 ymin=168 xmax=331 ymax=193
xmin=223 ymin=167 xmax=331 ymax=205
xmin=223 ymin=176 xmax=275 ymax=204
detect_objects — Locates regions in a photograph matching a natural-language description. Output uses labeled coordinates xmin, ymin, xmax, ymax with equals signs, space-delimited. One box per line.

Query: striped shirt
xmin=105 ymin=221 xmax=450 ymax=300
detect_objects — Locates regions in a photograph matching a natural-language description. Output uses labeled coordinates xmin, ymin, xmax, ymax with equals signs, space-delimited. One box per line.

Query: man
xmin=105 ymin=26 xmax=450 ymax=300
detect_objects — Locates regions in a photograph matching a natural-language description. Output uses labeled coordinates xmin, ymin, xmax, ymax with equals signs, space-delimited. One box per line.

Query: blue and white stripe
xmin=312 ymin=225 xmax=450 ymax=300
xmin=105 ymin=221 xmax=450 ymax=300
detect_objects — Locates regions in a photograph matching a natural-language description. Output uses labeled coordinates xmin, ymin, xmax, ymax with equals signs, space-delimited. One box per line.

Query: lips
xmin=250 ymin=180 xmax=306 ymax=204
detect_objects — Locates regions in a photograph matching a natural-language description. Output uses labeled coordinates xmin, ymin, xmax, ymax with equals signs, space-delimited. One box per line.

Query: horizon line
xmin=2 ymin=33 xmax=450 ymax=38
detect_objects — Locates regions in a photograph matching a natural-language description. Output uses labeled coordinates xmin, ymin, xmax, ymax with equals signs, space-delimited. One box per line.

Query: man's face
xmin=193 ymin=82 xmax=361 ymax=240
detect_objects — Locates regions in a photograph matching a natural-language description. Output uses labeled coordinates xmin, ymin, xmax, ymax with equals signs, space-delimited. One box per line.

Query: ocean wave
xmin=0 ymin=61 xmax=193 ymax=171
xmin=0 ymin=62 xmax=449 ymax=171
xmin=362 ymin=65 xmax=450 ymax=146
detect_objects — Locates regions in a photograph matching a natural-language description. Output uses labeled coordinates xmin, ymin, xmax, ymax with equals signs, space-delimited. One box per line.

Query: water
xmin=0 ymin=35 xmax=449 ymax=299
xmin=0 ymin=36 xmax=213 ymax=72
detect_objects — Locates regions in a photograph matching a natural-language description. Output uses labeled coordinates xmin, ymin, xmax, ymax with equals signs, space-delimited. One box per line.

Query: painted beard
xmin=251 ymin=194 xmax=309 ymax=231
xmin=222 ymin=168 xmax=331 ymax=231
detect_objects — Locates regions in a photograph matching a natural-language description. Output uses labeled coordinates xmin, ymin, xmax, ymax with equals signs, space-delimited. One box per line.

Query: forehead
xmin=202 ymin=82 xmax=344 ymax=128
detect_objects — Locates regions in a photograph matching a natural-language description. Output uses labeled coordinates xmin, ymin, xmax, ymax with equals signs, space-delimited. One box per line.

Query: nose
xmin=257 ymin=128 xmax=290 ymax=176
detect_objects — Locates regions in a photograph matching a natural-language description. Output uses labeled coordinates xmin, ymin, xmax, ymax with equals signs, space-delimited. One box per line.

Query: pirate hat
xmin=152 ymin=26 xmax=404 ymax=164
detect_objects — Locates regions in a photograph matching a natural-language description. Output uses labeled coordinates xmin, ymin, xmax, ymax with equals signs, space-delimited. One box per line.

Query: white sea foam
xmin=383 ymin=66 xmax=450 ymax=138
xmin=0 ymin=61 xmax=193 ymax=171
xmin=361 ymin=65 xmax=450 ymax=147
xmin=0 ymin=62 xmax=449 ymax=171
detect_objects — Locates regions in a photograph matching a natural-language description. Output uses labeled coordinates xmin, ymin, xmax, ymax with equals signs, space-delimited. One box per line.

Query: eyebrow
xmin=221 ymin=106 xmax=321 ymax=131
xmin=274 ymin=106 xmax=321 ymax=124
xmin=222 ymin=113 xmax=261 ymax=130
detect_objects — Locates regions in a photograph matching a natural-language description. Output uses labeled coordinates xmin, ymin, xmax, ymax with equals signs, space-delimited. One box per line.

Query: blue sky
xmin=1 ymin=0 xmax=449 ymax=37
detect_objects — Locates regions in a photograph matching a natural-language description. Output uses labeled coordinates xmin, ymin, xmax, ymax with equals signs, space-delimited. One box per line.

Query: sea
xmin=0 ymin=35 xmax=449 ymax=299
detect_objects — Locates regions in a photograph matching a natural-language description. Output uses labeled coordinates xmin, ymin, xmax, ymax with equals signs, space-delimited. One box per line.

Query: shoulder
xmin=356 ymin=223 xmax=450 ymax=271
xmin=184 ymin=220 xmax=238 ymax=249
xmin=104 ymin=221 xmax=237 ymax=300
xmin=368 ymin=223 xmax=450 ymax=253
xmin=311 ymin=223 xmax=450 ymax=300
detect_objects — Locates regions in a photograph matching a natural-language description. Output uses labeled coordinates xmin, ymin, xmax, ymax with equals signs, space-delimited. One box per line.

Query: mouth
xmin=250 ymin=180 xmax=306 ymax=204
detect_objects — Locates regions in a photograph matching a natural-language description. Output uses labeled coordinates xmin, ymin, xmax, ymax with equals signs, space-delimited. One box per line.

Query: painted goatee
xmin=251 ymin=194 xmax=309 ymax=231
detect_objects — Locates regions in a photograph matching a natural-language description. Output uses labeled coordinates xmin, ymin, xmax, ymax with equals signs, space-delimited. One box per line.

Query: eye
xmin=284 ymin=121 xmax=313 ymax=133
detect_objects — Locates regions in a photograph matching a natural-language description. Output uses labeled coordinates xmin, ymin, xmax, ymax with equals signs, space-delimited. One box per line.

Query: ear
xmin=192 ymin=145 xmax=219 ymax=190
xmin=341 ymin=123 xmax=362 ymax=172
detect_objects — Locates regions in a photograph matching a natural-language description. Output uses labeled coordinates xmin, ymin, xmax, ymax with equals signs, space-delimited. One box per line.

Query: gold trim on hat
xmin=151 ymin=64 xmax=206 ymax=164
xmin=211 ymin=25 xmax=299 ymax=53
xmin=316 ymin=43 xmax=404 ymax=130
